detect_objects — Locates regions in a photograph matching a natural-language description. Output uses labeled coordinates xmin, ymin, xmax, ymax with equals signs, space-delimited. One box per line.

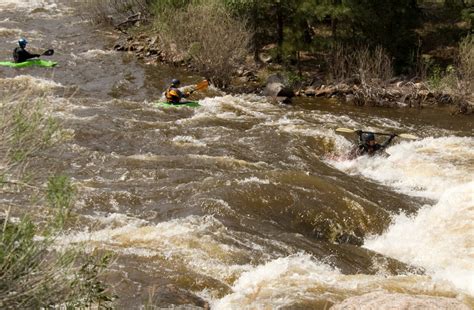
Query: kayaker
xmin=13 ymin=38 xmax=40 ymax=63
xmin=165 ymin=79 xmax=190 ymax=104
xmin=350 ymin=130 xmax=397 ymax=157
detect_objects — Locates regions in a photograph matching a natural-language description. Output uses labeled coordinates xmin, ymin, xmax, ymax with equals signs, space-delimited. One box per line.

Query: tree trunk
xmin=252 ymin=1 xmax=260 ymax=63
xmin=276 ymin=1 xmax=284 ymax=63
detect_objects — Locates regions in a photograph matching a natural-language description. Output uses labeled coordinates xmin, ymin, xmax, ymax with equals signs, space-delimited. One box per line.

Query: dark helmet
xmin=362 ymin=132 xmax=375 ymax=142
xmin=18 ymin=38 xmax=28 ymax=48
xmin=171 ymin=79 xmax=180 ymax=86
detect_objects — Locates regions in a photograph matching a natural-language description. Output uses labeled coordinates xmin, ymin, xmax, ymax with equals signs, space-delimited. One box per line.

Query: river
xmin=0 ymin=0 xmax=473 ymax=309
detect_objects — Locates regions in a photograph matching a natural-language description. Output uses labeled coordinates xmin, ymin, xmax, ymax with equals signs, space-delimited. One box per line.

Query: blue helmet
xmin=171 ymin=79 xmax=180 ymax=86
xmin=362 ymin=132 xmax=375 ymax=142
xmin=18 ymin=38 xmax=28 ymax=48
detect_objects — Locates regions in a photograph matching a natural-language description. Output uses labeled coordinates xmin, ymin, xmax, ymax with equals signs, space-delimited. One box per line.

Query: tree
xmin=346 ymin=0 xmax=421 ymax=72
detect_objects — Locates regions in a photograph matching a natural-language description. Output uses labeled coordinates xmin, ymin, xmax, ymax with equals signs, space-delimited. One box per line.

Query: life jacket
xmin=13 ymin=47 xmax=22 ymax=63
xmin=356 ymin=143 xmax=383 ymax=156
xmin=13 ymin=47 xmax=38 ymax=63
xmin=165 ymin=86 xmax=181 ymax=103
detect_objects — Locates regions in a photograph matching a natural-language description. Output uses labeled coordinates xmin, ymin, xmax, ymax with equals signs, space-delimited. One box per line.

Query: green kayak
xmin=155 ymin=101 xmax=201 ymax=108
xmin=0 ymin=59 xmax=57 ymax=68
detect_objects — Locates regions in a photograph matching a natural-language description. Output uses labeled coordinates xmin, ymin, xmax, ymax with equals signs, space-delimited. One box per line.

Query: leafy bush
xmin=81 ymin=0 xmax=151 ymax=25
xmin=428 ymin=34 xmax=473 ymax=99
xmin=0 ymin=209 xmax=114 ymax=309
xmin=329 ymin=44 xmax=393 ymax=85
xmin=0 ymin=97 xmax=64 ymax=184
xmin=154 ymin=1 xmax=251 ymax=87
xmin=0 ymin=94 xmax=115 ymax=308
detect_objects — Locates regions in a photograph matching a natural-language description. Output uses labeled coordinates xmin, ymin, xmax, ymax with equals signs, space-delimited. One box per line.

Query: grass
xmin=0 ymin=92 xmax=115 ymax=308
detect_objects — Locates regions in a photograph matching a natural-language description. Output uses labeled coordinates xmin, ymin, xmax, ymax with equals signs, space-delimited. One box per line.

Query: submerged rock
xmin=148 ymin=284 xmax=210 ymax=309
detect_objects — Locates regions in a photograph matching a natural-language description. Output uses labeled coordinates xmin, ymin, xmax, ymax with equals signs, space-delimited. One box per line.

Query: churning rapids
xmin=1 ymin=1 xmax=473 ymax=309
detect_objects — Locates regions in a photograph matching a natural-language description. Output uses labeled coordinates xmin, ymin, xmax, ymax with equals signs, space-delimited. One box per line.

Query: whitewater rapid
xmin=332 ymin=135 xmax=474 ymax=295
xmin=2 ymin=0 xmax=473 ymax=307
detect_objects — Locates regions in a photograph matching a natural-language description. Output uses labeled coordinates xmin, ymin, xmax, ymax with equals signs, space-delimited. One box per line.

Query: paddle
xmin=190 ymin=80 xmax=209 ymax=94
xmin=41 ymin=49 xmax=54 ymax=56
xmin=336 ymin=127 xmax=419 ymax=140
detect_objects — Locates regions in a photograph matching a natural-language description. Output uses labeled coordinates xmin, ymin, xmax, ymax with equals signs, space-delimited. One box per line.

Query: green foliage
xmin=461 ymin=6 xmax=474 ymax=25
xmin=151 ymin=0 xmax=192 ymax=13
xmin=154 ymin=1 xmax=251 ymax=87
xmin=346 ymin=0 xmax=421 ymax=72
xmin=68 ymin=252 xmax=116 ymax=308
xmin=81 ymin=0 xmax=151 ymax=24
xmin=2 ymin=98 xmax=62 ymax=166
xmin=285 ymin=70 xmax=304 ymax=88
xmin=46 ymin=175 xmax=76 ymax=229
xmin=427 ymin=34 xmax=473 ymax=97
xmin=0 ymin=212 xmax=115 ymax=309
xmin=0 ymin=93 xmax=115 ymax=308
xmin=428 ymin=64 xmax=443 ymax=88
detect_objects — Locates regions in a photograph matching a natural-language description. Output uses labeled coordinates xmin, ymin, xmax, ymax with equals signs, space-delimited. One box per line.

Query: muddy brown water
xmin=1 ymin=1 xmax=473 ymax=309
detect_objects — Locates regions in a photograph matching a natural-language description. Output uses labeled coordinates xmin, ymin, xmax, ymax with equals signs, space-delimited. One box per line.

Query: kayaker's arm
xmin=355 ymin=130 xmax=363 ymax=144
xmin=380 ymin=134 xmax=397 ymax=148
xmin=13 ymin=47 xmax=40 ymax=63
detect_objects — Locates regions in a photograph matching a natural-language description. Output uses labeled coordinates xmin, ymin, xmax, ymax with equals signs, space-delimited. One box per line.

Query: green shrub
xmin=46 ymin=175 xmax=75 ymax=229
xmin=0 ymin=94 xmax=115 ymax=308
xmin=0 ymin=210 xmax=115 ymax=309
xmin=154 ymin=1 xmax=251 ymax=87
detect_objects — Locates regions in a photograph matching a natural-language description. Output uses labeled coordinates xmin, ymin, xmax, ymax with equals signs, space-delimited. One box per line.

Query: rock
xmin=242 ymin=70 xmax=254 ymax=78
xmin=310 ymin=77 xmax=324 ymax=88
xmin=276 ymin=96 xmax=292 ymax=104
xmin=388 ymin=89 xmax=402 ymax=97
xmin=258 ymin=51 xmax=272 ymax=63
xmin=336 ymin=83 xmax=350 ymax=93
xmin=418 ymin=89 xmax=431 ymax=97
xmin=389 ymin=76 xmax=401 ymax=84
xmin=345 ymin=94 xmax=355 ymax=103
xmin=396 ymin=81 xmax=405 ymax=88
xmin=414 ymin=82 xmax=427 ymax=90
xmin=335 ymin=232 xmax=363 ymax=246
xmin=304 ymin=87 xmax=317 ymax=96
xmin=263 ymin=82 xmax=294 ymax=98
xmin=345 ymin=74 xmax=361 ymax=85
xmin=266 ymin=73 xmax=288 ymax=85
xmin=263 ymin=74 xmax=295 ymax=98
xmin=114 ymin=43 xmax=125 ymax=51
xmin=315 ymin=86 xmax=336 ymax=97
xmin=236 ymin=76 xmax=250 ymax=84
xmin=147 ymin=284 xmax=210 ymax=309
xmin=331 ymin=291 xmax=470 ymax=310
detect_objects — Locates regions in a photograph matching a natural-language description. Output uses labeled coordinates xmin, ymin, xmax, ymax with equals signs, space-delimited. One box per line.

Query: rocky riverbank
xmin=113 ymin=33 xmax=473 ymax=115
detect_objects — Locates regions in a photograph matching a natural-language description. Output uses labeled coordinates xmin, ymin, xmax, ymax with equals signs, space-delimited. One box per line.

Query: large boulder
xmin=263 ymin=74 xmax=295 ymax=99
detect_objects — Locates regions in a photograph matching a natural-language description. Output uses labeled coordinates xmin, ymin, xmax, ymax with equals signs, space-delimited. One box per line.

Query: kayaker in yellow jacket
xmin=165 ymin=79 xmax=190 ymax=104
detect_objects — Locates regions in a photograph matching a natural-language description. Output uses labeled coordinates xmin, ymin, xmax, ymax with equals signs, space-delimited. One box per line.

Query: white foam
xmin=0 ymin=75 xmax=62 ymax=90
xmin=78 ymin=49 xmax=115 ymax=59
xmin=332 ymin=136 xmax=473 ymax=199
xmin=56 ymin=215 xmax=269 ymax=282
xmin=211 ymin=253 xmax=468 ymax=309
xmin=195 ymin=95 xmax=274 ymax=121
xmin=330 ymin=136 xmax=474 ymax=295
xmin=236 ymin=177 xmax=271 ymax=185
xmin=365 ymin=182 xmax=474 ymax=294
xmin=0 ymin=26 xmax=21 ymax=37
xmin=0 ymin=0 xmax=61 ymax=13
xmin=172 ymin=135 xmax=207 ymax=147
